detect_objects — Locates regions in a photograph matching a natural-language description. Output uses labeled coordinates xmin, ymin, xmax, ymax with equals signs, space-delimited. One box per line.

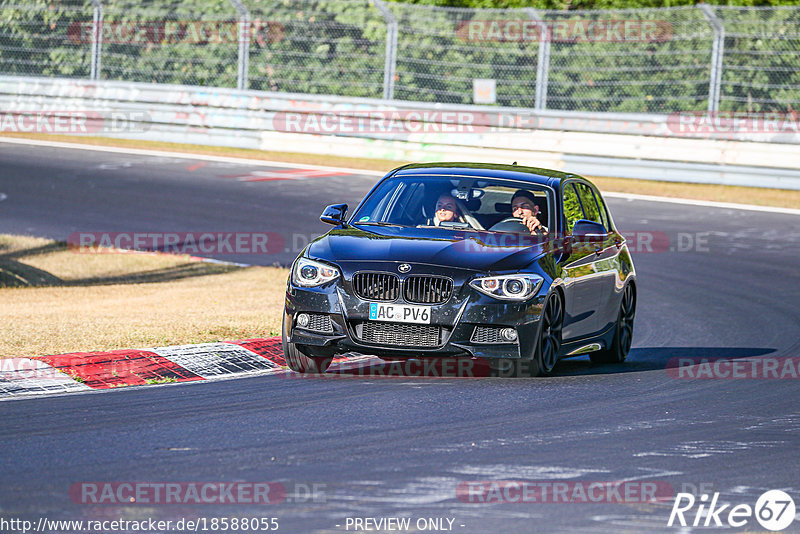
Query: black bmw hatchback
xmin=282 ymin=162 xmax=636 ymax=377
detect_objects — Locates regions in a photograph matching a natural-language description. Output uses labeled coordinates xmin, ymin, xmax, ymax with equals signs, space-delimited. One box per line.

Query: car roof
xmin=391 ymin=162 xmax=583 ymax=189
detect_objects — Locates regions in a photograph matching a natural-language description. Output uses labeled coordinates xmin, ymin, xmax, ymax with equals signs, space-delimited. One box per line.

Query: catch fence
xmin=0 ymin=0 xmax=797 ymax=113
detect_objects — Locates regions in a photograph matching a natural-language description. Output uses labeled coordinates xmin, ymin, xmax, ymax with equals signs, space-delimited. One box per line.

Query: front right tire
xmin=282 ymin=314 xmax=332 ymax=373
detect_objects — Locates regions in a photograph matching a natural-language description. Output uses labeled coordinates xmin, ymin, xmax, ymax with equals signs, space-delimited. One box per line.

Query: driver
xmin=511 ymin=190 xmax=548 ymax=235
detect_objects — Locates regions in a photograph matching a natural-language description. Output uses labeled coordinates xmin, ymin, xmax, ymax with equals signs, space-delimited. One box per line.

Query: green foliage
xmin=562 ymin=183 xmax=582 ymax=233
xmin=99 ymin=0 xmax=239 ymax=87
xmin=393 ymin=0 xmax=800 ymax=9
xmin=244 ymin=0 xmax=385 ymax=96
xmin=0 ymin=0 xmax=797 ymax=112
xmin=0 ymin=0 xmax=93 ymax=78
xmin=716 ymin=7 xmax=800 ymax=111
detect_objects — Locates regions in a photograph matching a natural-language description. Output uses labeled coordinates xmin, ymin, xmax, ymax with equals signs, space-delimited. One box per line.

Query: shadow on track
xmin=286 ymin=347 xmax=778 ymax=380
xmin=551 ymin=346 xmax=778 ymax=377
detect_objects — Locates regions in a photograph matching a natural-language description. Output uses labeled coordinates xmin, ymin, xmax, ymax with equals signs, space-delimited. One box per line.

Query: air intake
xmin=355 ymin=322 xmax=442 ymax=347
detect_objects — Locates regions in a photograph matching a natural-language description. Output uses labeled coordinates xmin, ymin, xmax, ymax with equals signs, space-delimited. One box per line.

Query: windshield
xmin=351 ymin=175 xmax=554 ymax=235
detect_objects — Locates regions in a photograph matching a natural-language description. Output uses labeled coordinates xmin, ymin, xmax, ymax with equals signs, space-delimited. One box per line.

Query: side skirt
xmin=558 ymin=324 xmax=616 ymax=360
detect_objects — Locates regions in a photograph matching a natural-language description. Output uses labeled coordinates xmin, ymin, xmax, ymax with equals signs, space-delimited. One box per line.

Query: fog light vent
xmin=471 ymin=326 xmax=517 ymax=344
xmin=297 ymin=313 xmax=333 ymax=333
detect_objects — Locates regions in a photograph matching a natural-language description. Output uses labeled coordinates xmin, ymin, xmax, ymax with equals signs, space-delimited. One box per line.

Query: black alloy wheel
xmin=591 ymin=284 xmax=635 ymax=364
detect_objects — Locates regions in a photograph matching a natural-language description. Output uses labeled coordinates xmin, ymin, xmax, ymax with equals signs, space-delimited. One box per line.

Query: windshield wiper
xmin=355 ymin=221 xmax=406 ymax=227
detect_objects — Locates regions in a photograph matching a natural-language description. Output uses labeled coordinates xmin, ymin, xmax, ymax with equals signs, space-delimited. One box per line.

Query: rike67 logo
xmin=668 ymin=490 xmax=796 ymax=531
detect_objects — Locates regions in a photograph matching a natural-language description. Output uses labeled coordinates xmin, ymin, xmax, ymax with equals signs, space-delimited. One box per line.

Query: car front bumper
xmin=284 ymin=282 xmax=548 ymax=361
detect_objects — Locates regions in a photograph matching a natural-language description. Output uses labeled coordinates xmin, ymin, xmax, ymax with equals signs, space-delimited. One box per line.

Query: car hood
xmin=306 ymin=226 xmax=546 ymax=272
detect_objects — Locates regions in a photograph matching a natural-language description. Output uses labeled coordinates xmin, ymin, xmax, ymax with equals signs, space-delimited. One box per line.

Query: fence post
xmin=373 ymin=0 xmax=398 ymax=100
xmin=90 ymin=0 xmax=103 ymax=80
xmin=526 ymin=8 xmax=549 ymax=111
xmin=699 ymin=4 xmax=724 ymax=113
xmin=229 ymin=0 xmax=251 ymax=90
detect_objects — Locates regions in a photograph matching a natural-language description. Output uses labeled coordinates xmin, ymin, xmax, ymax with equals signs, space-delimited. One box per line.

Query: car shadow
xmin=550 ymin=346 xmax=778 ymax=377
xmin=320 ymin=347 xmax=778 ymax=379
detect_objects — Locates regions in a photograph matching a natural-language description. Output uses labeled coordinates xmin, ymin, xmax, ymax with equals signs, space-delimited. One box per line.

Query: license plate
xmin=369 ymin=302 xmax=431 ymax=324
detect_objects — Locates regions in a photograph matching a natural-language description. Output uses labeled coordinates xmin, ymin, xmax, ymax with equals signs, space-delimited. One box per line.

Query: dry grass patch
xmin=0 ymin=234 xmax=288 ymax=358
xmin=1 ymin=234 xmax=195 ymax=283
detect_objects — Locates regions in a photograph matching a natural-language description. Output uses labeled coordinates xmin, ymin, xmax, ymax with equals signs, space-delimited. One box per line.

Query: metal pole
xmin=90 ymin=0 xmax=103 ymax=80
xmin=373 ymin=0 xmax=397 ymax=101
xmin=526 ymin=8 xmax=549 ymax=111
xmin=229 ymin=0 xmax=251 ymax=90
xmin=700 ymin=4 xmax=725 ymax=113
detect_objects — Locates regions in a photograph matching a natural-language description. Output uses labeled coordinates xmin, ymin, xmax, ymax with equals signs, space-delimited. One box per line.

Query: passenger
xmin=511 ymin=190 xmax=548 ymax=235
xmin=430 ymin=194 xmax=467 ymax=226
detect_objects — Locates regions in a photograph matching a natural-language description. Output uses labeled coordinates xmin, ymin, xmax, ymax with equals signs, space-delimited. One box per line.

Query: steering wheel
xmin=489 ymin=217 xmax=545 ymax=236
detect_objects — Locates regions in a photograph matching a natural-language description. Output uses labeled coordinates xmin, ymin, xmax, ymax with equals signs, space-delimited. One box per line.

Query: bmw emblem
xmin=398 ymin=263 xmax=411 ymax=273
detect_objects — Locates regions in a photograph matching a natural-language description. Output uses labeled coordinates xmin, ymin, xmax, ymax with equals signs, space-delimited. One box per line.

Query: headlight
xmin=292 ymin=257 xmax=340 ymax=287
xmin=470 ymin=274 xmax=543 ymax=301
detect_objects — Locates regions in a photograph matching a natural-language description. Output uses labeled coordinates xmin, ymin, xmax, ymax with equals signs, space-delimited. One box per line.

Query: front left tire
xmin=489 ymin=291 xmax=563 ymax=378
xmin=531 ymin=291 xmax=563 ymax=377
xmin=282 ymin=314 xmax=332 ymax=373
xmin=590 ymin=283 xmax=635 ymax=364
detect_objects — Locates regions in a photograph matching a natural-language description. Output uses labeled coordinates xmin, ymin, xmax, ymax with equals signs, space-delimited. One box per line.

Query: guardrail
xmin=2 ymin=75 xmax=799 ymax=190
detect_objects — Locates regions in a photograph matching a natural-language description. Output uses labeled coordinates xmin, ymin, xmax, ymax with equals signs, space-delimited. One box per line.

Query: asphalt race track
xmin=1 ymin=142 xmax=800 ymax=533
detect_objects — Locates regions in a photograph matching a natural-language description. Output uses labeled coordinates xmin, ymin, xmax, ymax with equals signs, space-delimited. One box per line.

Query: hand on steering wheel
xmin=495 ymin=217 xmax=545 ymax=236
xmin=521 ymin=215 xmax=545 ymax=235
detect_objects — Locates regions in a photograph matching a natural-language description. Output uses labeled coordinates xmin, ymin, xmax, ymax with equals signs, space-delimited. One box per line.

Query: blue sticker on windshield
xmin=359 ymin=216 xmax=370 ymax=222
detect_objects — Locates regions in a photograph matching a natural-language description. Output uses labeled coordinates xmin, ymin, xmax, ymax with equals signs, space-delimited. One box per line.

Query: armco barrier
xmin=2 ymin=76 xmax=799 ymax=190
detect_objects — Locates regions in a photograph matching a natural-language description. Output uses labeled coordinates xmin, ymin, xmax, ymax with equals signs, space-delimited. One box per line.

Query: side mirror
xmin=320 ymin=204 xmax=348 ymax=226
xmin=571 ymin=219 xmax=607 ymax=243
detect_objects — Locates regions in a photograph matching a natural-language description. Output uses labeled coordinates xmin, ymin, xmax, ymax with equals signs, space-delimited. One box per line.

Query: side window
xmin=574 ymin=183 xmax=602 ymax=225
xmin=562 ymin=183 xmax=583 ymax=234
xmin=592 ymin=188 xmax=611 ymax=230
